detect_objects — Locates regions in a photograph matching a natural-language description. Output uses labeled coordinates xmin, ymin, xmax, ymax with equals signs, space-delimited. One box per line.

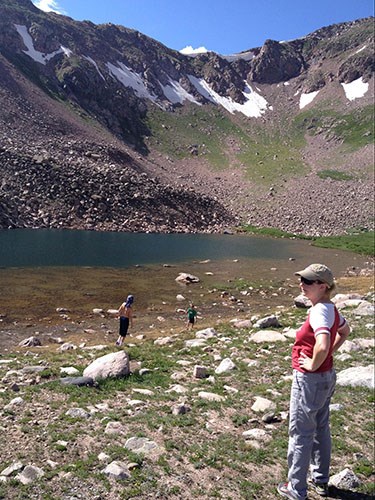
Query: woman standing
xmin=116 ymin=295 xmax=134 ymax=346
xmin=278 ymin=264 xmax=350 ymax=500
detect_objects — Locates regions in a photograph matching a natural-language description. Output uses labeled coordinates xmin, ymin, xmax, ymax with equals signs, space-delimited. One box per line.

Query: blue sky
xmin=32 ymin=0 xmax=374 ymax=55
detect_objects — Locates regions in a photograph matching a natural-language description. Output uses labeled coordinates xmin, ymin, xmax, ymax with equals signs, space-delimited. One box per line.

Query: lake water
xmin=0 ymin=229 xmax=369 ymax=342
xmin=1 ymin=228 xmax=303 ymax=267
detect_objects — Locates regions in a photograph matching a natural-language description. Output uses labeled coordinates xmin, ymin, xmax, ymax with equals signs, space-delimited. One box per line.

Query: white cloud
xmin=180 ymin=45 xmax=209 ymax=55
xmin=32 ymin=0 xmax=66 ymax=14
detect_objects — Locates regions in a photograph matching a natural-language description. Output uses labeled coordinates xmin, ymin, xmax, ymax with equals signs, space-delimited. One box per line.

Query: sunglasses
xmin=300 ymin=277 xmax=323 ymax=286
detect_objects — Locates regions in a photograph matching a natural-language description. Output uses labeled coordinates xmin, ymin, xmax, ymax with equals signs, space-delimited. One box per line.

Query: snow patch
xmin=106 ymin=62 xmax=158 ymax=101
xmin=299 ymin=90 xmax=319 ymax=109
xmin=14 ymin=24 xmax=68 ymax=64
xmin=222 ymin=51 xmax=255 ymax=62
xmin=341 ymin=77 xmax=369 ymax=101
xmin=188 ymin=76 xmax=270 ymax=118
xmin=355 ymin=45 xmax=367 ymax=54
xmin=160 ymin=79 xmax=200 ymax=105
xmin=61 ymin=46 xmax=72 ymax=58
xmin=83 ymin=56 xmax=106 ymax=81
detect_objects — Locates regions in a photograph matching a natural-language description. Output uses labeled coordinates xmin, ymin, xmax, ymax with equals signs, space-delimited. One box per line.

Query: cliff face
xmin=0 ymin=0 xmax=373 ymax=234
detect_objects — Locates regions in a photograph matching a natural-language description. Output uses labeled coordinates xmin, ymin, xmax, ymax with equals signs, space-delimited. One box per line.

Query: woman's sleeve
xmin=309 ymin=303 xmax=335 ymax=335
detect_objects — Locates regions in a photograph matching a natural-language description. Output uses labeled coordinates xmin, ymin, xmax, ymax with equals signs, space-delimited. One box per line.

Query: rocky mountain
xmin=0 ymin=0 xmax=373 ymax=234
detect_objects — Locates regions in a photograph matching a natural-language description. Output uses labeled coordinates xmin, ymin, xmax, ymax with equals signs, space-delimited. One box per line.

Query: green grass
xmin=312 ymin=229 xmax=375 ymax=256
xmin=294 ymin=104 xmax=374 ymax=153
xmin=317 ymin=169 xmax=354 ymax=181
xmin=239 ymin=225 xmax=374 ymax=256
xmin=145 ymin=104 xmax=308 ymax=184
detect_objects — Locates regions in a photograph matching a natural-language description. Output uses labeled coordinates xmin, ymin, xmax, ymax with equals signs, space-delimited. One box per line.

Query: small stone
xmin=193 ymin=365 xmax=207 ymax=378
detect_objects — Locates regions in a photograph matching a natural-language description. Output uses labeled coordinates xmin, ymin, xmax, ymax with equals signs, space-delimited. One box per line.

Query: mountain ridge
xmin=0 ymin=0 xmax=373 ymax=235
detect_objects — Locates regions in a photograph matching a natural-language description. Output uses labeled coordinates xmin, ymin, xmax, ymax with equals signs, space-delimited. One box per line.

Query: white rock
xmin=125 ymin=437 xmax=164 ymax=456
xmin=18 ymin=336 xmax=41 ymax=347
xmin=332 ymin=293 xmax=363 ymax=303
xmin=165 ymin=384 xmax=188 ymax=394
xmin=1 ymin=461 xmax=23 ymax=476
xmin=253 ymin=315 xmax=281 ymax=328
xmin=154 ymin=336 xmax=174 ymax=345
xmin=294 ymin=294 xmax=312 ymax=308
xmin=127 ymin=399 xmax=146 ymax=407
xmin=215 ymin=358 xmax=236 ymax=374
xmin=232 ymin=319 xmax=253 ymax=328
xmin=104 ymin=421 xmax=126 ymax=435
xmin=175 ymin=273 xmax=199 ymax=284
xmin=198 ymin=391 xmax=225 ymax=402
xmin=335 ymin=353 xmax=352 ymax=362
xmin=242 ymin=428 xmax=272 ymax=442
xmin=195 ymin=327 xmax=217 ymax=339
xmin=93 ymin=308 xmax=104 ymax=314
xmin=102 ymin=461 xmax=130 ymax=480
xmin=185 ymin=338 xmax=207 ymax=348
xmin=334 ymin=299 xmax=364 ymax=309
xmin=338 ymin=340 xmax=361 ymax=353
xmin=224 ymin=385 xmax=239 ymax=394
xmin=336 ymin=365 xmax=374 ymax=389
xmin=249 ymin=330 xmax=287 ymax=343
xmin=4 ymin=397 xmax=24 ymax=410
xmin=133 ymin=388 xmax=154 ymax=396
xmin=83 ymin=351 xmax=130 ymax=381
xmin=16 ymin=465 xmax=44 ymax=485
xmin=176 ymin=360 xmax=192 ymax=366
xmin=330 ymin=403 xmax=344 ymax=411
xmin=60 ymin=366 xmax=80 ymax=376
xmin=355 ymin=338 xmax=374 ymax=349
xmin=283 ymin=328 xmax=297 ymax=339
xmin=65 ymin=408 xmax=90 ymax=419
xmin=58 ymin=342 xmax=77 ymax=352
xmin=329 ymin=468 xmax=361 ymax=489
xmin=251 ymin=396 xmax=276 ymax=413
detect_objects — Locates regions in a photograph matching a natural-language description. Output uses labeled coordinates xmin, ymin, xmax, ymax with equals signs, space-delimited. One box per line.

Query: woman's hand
xmin=298 ymin=352 xmax=314 ymax=371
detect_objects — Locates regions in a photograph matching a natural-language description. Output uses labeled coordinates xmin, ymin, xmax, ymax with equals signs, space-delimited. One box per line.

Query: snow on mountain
xmin=341 ymin=77 xmax=369 ymax=101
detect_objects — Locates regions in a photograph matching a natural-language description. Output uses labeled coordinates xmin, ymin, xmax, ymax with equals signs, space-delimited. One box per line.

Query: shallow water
xmin=0 ymin=230 xmax=370 ymax=352
xmin=0 ymin=245 xmax=368 ymax=322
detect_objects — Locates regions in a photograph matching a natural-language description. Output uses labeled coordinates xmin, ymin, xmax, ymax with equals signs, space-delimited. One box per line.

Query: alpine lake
xmin=0 ymin=229 xmax=370 ymax=352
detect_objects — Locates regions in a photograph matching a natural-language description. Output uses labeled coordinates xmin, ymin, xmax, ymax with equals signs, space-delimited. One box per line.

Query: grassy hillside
xmin=145 ymin=104 xmax=308 ymax=184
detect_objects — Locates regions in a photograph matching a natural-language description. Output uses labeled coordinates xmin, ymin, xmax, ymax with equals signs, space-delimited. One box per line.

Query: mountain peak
xmin=0 ymin=6 xmax=373 ymax=235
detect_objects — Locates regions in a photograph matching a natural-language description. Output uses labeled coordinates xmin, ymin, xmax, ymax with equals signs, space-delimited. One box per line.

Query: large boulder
xmin=336 ymin=365 xmax=374 ymax=389
xmin=83 ymin=351 xmax=130 ymax=381
xmin=175 ymin=273 xmax=199 ymax=284
xmin=249 ymin=330 xmax=287 ymax=343
xmin=253 ymin=315 xmax=281 ymax=329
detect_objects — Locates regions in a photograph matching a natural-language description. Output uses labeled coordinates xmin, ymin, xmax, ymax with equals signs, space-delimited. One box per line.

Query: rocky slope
xmin=0 ymin=0 xmax=373 ymax=234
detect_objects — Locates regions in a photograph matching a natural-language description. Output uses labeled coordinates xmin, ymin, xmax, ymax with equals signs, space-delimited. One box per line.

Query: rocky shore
xmin=0 ymin=272 xmax=374 ymax=499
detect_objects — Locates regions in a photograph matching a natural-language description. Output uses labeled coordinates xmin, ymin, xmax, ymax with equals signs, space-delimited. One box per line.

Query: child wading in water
xmin=186 ymin=303 xmax=197 ymax=329
xmin=116 ymin=295 xmax=134 ymax=346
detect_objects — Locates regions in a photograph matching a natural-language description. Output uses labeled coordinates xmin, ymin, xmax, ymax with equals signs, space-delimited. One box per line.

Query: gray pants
xmin=287 ymin=369 xmax=336 ymax=499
